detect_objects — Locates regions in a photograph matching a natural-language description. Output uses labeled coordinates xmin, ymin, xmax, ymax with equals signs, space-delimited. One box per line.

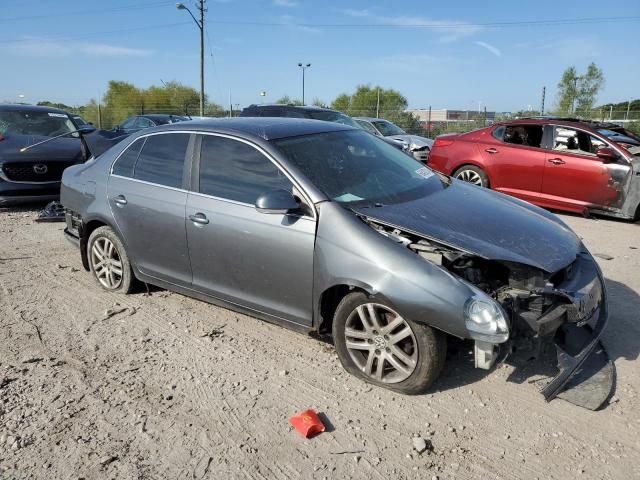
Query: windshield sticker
xmin=334 ymin=193 xmax=365 ymax=202
xmin=415 ymin=167 xmax=434 ymax=179
xmin=47 ymin=113 xmax=68 ymax=118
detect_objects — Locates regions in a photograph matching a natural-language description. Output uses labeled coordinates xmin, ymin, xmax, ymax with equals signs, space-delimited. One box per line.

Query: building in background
xmin=408 ymin=109 xmax=497 ymax=123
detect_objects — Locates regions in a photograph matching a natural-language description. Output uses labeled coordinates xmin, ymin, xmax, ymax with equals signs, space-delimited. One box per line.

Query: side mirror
xmin=255 ymin=189 xmax=300 ymax=214
xmin=78 ymin=125 xmax=96 ymax=135
xmin=596 ymin=147 xmax=618 ymax=163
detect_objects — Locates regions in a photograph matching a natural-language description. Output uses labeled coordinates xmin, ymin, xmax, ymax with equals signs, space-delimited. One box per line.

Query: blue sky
xmin=2 ymin=0 xmax=639 ymax=112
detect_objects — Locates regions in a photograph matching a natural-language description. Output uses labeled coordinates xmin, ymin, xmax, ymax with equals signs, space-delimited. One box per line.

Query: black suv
xmin=240 ymin=104 xmax=361 ymax=127
xmin=240 ymin=104 xmax=408 ymax=152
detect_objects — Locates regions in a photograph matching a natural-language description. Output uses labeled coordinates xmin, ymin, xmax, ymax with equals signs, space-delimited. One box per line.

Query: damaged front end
xmin=365 ymin=218 xmax=613 ymax=409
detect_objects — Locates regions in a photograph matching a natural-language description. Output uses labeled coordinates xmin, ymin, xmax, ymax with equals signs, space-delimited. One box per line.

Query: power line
xmin=2 ymin=21 xmax=192 ymax=44
xmin=0 ymin=1 xmax=175 ymax=23
xmin=208 ymin=15 xmax=640 ymax=29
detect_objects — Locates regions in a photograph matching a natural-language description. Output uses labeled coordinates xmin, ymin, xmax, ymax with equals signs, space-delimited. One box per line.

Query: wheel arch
xmin=316 ymin=282 xmax=386 ymax=335
xmin=79 ymin=215 xmax=118 ymax=271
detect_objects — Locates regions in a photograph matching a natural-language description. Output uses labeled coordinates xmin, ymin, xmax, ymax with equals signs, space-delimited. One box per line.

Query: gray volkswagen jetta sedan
xmin=61 ymin=118 xmax=610 ymax=401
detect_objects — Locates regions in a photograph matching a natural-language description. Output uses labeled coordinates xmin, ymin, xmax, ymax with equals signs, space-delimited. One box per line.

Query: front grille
xmin=2 ymin=161 xmax=74 ymax=182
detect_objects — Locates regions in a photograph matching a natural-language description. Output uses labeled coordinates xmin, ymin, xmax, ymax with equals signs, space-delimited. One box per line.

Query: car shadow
xmin=432 ymin=277 xmax=640 ymax=407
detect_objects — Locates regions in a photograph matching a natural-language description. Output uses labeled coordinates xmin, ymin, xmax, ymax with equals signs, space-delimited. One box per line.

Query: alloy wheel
xmin=90 ymin=237 xmax=123 ymax=289
xmin=344 ymin=303 xmax=418 ymax=383
xmin=455 ymin=169 xmax=483 ymax=186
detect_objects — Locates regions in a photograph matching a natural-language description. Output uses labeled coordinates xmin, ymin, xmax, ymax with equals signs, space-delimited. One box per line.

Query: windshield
xmin=306 ymin=110 xmax=360 ymax=128
xmin=271 ymin=129 xmax=436 ymax=206
xmin=372 ymin=120 xmax=406 ymax=136
xmin=0 ymin=110 xmax=77 ymax=137
xmin=597 ymin=129 xmax=618 ymax=138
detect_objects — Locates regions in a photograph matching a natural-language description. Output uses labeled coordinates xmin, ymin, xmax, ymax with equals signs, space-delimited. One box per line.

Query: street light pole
xmin=297 ymin=63 xmax=311 ymax=105
xmin=177 ymin=1 xmax=205 ymax=116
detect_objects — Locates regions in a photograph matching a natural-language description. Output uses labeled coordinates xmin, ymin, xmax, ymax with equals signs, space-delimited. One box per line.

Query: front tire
xmin=87 ymin=226 xmax=134 ymax=293
xmin=333 ymin=292 xmax=446 ymax=395
xmin=453 ymin=165 xmax=489 ymax=187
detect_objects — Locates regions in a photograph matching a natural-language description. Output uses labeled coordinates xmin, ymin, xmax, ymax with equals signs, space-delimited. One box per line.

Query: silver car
xmin=61 ymin=118 xmax=609 ymax=402
xmin=355 ymin=117 xmax=434 ymax=163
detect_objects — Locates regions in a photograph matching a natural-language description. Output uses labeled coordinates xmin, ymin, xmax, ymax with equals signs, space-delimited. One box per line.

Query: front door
xmin=481 ymin=123 xmax=547 ymax=203
xmin=108 ymin=132 xmax=193 ymax=286
xmin=541 ymin=125 xmax=618 ymax=212
xmin=186 ymin=134 xmax=315 ymax=326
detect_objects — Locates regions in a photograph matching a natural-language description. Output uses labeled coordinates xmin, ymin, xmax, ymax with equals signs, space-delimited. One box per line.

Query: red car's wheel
xmin=453 ymin=165 xmax=489 ymax=188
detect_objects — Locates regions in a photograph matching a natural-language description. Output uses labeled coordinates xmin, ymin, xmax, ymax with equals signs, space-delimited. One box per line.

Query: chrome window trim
xmin=109 ymin=129 xmax=317 ymax=220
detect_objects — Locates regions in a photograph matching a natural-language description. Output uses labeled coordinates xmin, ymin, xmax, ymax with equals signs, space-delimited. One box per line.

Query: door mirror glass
xmin=596 ymin=147 xmax=618 ymax=163
xmin=255 ymin=189 xmax=300 ymax=214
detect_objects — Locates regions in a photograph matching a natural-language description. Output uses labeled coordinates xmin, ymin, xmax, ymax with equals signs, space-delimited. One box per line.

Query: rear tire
xmin=333 ymin=292 xmax=447 ymax=395
xmin=87 ymin=226 xmax=134 ymax=294
xmin=453 ymin=165 xmax=489 ymax=188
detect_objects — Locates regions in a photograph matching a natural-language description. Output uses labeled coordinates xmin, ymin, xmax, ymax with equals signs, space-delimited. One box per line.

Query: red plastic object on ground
xmin=289 ymin=409 xmax=325 ymax=438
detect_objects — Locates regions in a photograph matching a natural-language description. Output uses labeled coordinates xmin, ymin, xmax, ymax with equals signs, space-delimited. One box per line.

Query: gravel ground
xmin=0 ymin=207 xmax=639 ymax=479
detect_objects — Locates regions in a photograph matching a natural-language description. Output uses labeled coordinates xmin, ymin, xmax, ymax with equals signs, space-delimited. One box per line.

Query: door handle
xmin=485 ymin=148 xmax=498 ymax=154
xmin=113 ymin=195 xmax=127 ymax=206
xmin=548 ymin=158 xmax=566 ymax=165
xmin=189 ymin=212 xmax=209 ymax=226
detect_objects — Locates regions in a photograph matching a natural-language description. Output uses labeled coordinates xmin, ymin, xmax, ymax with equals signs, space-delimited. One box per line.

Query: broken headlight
xmin=464 ymin=294 xmax=509 ymax=343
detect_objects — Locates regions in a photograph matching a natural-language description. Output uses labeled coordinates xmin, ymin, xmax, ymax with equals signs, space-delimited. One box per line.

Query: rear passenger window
xmin=134 ymin=133 xmax=190 ymax=188
xmin=113 ymin=137 xmax=145 ymax=177
xmin=198 ymin=135 xmax=292 ymax=204
xmin=502 ymin=125 xmax=543 ymax=148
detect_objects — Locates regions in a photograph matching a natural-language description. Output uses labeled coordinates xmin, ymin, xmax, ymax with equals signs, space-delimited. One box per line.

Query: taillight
xmin=433 ymin=138 xmax=454 ymax=148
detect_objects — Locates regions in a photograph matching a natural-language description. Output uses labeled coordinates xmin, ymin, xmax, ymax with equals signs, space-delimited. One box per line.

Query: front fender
xmin=313 ymin=202 xmax=475 ymax=338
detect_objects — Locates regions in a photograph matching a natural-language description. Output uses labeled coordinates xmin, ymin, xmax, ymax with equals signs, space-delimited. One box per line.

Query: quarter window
xmin=198 ymin=135 xmax=293 ymax=204
xmin=112 ymin=137 xmax=145 ymax=177
xmin=133 ymin=133 xmax=190 ymax=188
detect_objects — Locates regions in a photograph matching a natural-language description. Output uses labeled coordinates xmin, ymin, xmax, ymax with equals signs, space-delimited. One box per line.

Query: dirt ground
xmin=0 ymin=207 xmax=639 ymax=480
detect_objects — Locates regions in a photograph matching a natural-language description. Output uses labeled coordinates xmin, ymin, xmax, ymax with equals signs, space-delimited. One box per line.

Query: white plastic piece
xmin=474 ymin=340 xmax=497 ymax=370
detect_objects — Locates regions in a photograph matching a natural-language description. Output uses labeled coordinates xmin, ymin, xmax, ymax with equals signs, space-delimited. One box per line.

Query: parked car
xmin=355 ymin=117 xmax=433 ymax=163
xmin=61 ymin=118 xmax=610 ymax=405
xmin=240 ymin=104 xmax=409 ymax=153
xmin=0 ymin=104 xmax=89 ymax=206
xmin=112 ymin=114 xmax=188 ymax=135
xmin=428 ymin=118 xmax=640 ymax=221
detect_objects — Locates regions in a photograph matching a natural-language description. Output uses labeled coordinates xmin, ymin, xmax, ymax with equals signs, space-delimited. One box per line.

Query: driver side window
xmin=551 ymin=127 xmax=604 ymax=156
xmin=197 ymin=135 xmax=293 ymax=205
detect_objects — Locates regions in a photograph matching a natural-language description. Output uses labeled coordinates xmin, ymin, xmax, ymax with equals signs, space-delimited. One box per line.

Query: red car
xmin=427 ymin=118 xmax=640 ymax=220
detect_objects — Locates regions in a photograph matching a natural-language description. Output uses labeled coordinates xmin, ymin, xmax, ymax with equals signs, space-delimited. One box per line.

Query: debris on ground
xmin=593 ymin=253 xmax=614 ymax=260
xmin=289 ymin=409 xmax=326 ymax=438
xmin=412 ymin=436 xmax=433 ymax=454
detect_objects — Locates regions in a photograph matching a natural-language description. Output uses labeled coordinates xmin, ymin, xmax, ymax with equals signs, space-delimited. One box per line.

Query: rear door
xmin=108 ymin=132 xmax=194 ymax=286
xmin=185 ymin=134 xmax=316 ymax=325
xmin=480 ymin=124 xmax=546 ymax=203
xmin=541 ymin=125 xmax=619 ymax=211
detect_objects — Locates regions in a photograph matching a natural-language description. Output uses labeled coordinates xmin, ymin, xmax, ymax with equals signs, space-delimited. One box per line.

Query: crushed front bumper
xmin=541 ymin=267 xmax=610 ymax=402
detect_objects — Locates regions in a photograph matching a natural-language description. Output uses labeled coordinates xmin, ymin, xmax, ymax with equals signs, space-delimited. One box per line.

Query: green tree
xmin=330 ymin=85 xmax=420 ymax=133
xmin=555 ymin=63 xmax=604 ymax=116
xmin=275 ymin=95 xmax=303 ymax=106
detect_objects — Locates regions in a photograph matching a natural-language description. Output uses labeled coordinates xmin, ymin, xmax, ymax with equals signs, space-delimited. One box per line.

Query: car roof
xmin=355 ymin=117 xmax=392 ymax=123
xmin=144 ymin=117 xmax=354 ymax=141
xmin=493 ymin=117 xmax=612 ymax=131
xmin=243 ymin=104 xmax=339 ymax=113
xmin=0 ymin=104 xmax=69 ymax=115
xmin=140 ymin=114 xmax=186 ymax=121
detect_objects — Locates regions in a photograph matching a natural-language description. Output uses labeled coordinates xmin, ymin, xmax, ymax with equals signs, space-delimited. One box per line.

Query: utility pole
xmin=177 ymin=1 xmax=206 ymax=116
xmin=427 ymin=105 xmax=431 ymax=138
xmin=376 ymin=87 xmax=380 ymax=118
xmin=540 ymin=86 xmax=546 ymax=116
xmin=609 ymin=105 xmax=613 ymax=120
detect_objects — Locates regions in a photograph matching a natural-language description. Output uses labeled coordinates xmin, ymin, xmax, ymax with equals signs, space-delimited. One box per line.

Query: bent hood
xmin=0 ymin=134 xmax=83 ymax=163
xmin=352 ymin=179 xmax=580 ymax=273
xmin=386 ymin=134 xmax=434 ymax=150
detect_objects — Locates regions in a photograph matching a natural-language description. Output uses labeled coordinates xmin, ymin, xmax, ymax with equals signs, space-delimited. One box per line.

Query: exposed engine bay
xmin=364 ymin=217 xmax=614 ymax=409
